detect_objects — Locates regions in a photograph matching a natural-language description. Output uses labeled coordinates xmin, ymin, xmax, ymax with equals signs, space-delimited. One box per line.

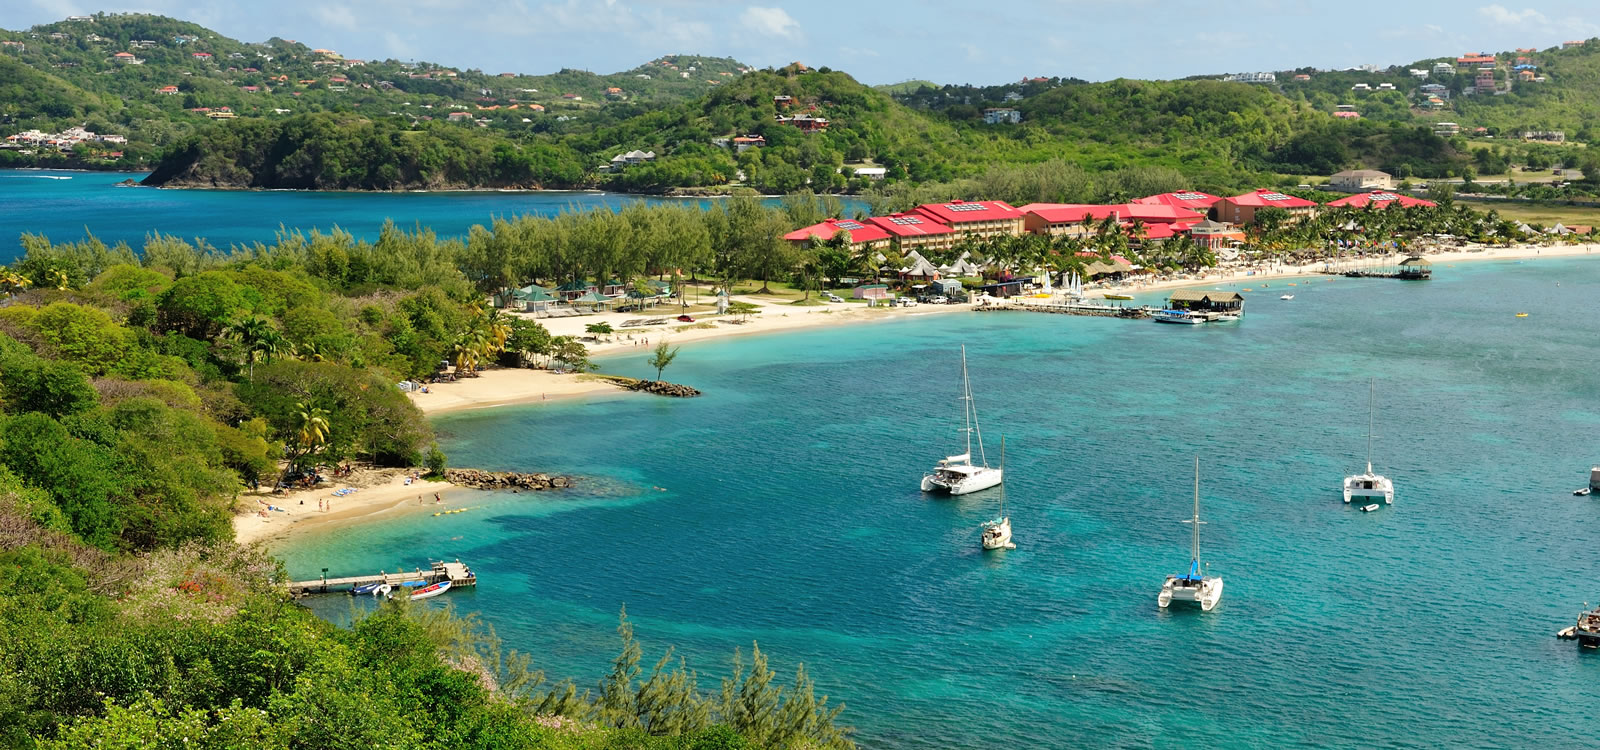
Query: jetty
xmin=288 ymin=559 xmax=477 ymax=596
xmin=1335 ymin=256 xmax=1432 ymax=280
xmin=976 ymin=300 xmax=1155 ymax=319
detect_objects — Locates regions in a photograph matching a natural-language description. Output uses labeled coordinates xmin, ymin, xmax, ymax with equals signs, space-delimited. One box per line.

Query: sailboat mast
xmin=998 ymin=437 xmax=1006 ymax=516
xmin=960 ymin=345 xmax=973 ymax=459
xmin=964 ymin=346 xmax=989 ymax=467
xmin=1191 ymin=456 xmax=1201 ymax=563
xmin=1366 ymin=378 xmax=1375 ymax=475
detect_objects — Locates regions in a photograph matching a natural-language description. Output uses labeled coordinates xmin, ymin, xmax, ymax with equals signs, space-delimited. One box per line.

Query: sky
xmin=12 ymin=0 xmax=1600 ymax=85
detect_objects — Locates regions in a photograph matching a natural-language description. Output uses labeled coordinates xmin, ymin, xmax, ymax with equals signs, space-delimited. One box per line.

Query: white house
xmin=982 ymin=108 xmax=1021 ymax=124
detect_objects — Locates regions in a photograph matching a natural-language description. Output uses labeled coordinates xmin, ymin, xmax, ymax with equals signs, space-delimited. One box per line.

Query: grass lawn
xmin=1458 ymin=199 xmax=1600 ymax=226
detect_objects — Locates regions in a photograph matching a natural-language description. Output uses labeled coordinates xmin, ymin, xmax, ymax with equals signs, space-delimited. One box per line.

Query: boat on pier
xmin=288 ymin=559 xmax=476 ymax=597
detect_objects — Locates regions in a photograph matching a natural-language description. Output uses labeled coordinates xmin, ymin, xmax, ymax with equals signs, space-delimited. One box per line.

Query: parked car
xmin=930 ymin=295 xmax=949 ymax=305
xmin=824 ymin=293 xmax=844 ymax=303
xmin=677 ymin=314 xmax=695 ymax=322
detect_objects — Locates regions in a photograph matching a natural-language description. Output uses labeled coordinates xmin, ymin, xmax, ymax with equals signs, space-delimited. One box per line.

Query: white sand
xmin=234 ymin=468 xmax=460 ymax=546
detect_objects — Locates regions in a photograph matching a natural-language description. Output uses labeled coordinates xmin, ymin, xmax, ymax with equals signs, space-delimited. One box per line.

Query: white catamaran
xmin=1343 ymin=379 xmax=1394 ymax=505
xmin=980 ymin=439 xmax=1014 ymax=550
xmin=922 ymin=346 xmax=1004 ymax=495
xmin=1159 ymin=457 xmax=1224 ymax=612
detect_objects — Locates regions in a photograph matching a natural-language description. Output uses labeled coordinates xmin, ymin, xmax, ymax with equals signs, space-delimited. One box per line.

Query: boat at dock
xmin=922 ymin=346 xmax=1003 ymax=496
xmin=1343 ymin=380 xmax=1394 ymax=505
xmin=409 ymin=580 xmax=452 ymax=601
xmin=1159 ymin=457 xmax=1224 ymax=612
xmin=1103 ymin=293 xmax=1134 ymax=300
xmin=1153 ymin=309 xmax=1206 ymax=325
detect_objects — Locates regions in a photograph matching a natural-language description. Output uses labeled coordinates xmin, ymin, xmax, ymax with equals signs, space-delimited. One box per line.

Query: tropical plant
xmin=648 ymin=340 xmax=680 ymax=383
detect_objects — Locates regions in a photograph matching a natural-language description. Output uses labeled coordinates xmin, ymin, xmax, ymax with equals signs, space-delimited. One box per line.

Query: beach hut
xmin=556 ymin=279 xmax=596 ymax=300
xmin=1397 ymin=256 xmax=1432 ymax=280
xmin=1167 ymin=289 xmax=1245 ymax=315
xmin=507 ymin=284 xmax=557 ymax=312
xmin=571 ymin=290 xmax=613 ymax=309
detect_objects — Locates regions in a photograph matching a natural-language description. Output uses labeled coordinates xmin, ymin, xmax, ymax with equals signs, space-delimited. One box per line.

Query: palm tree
xmin=276 ymin=401 xmax=331 ymax=489
xmin=223 ymin=315 xmax=289 ymax=381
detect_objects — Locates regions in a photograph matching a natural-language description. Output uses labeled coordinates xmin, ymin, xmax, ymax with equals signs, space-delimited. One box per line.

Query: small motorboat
xmin=1515 ymin=313 xmax=1529 ymax=318
xmin=1216 ymin=313 xmax=1240 ymax=322
xmin=1576 ymin=487 xmax=1593 ymax=496
xmin=1103 ymin=293 xmax=1134 ymax=300
xmin=1280 ymin=294 xmax=1294 ymax=300
xmin=409 ymin=580 xmax=452 ymax=601
xmin=1360 ymin=503 xmax=1380 ymax=512
xmin=350 ymin=582 xmax=384 ymax=596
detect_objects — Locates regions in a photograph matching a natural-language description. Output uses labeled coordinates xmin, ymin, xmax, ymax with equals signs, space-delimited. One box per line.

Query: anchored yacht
xmin=922 ymin=346 xmax=1003 ymax=495
xmin=980 ymin=440 xmax=1015 ymax=550
xmin=1159 ymin=457 xmax=1224 ymax=612
xmin=1343 ymin=379 xmax=1394 ymax=504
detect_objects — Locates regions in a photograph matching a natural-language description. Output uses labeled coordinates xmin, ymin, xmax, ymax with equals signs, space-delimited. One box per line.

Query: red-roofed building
xmin=864 ymin=213 xmax=958 ymax=252
xmin=1456 ymin=54 xmax=1495 ymax=65
xmin=1019 ymin=202 xmax=1203 ymax=237
xmin=191 ymin=52 xmax=213 ymax=58
xmin=1214 ymin=189 xmax=1321 ymax=225
xmin=910 ymin=200 xmax=1024 ymax=239
xmin=783 ymin=219 xmax=891 ymax=250
xmin=1323 ymin=192 xmax=1436 ymax=209
xmin=155 ymin=85 xmax=179 ymax=95
xmin=1134 ymin=191 xmax=1223 ymax=213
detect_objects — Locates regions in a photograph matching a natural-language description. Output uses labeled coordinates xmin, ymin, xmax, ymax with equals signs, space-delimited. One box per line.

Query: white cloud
xmin=1477 ymin=4 xmax=1548 ymax=25
xmin=315 ymin=5 xmax=358 ymax=30
xmin=740 ymin=7 xmax=799 ymax=39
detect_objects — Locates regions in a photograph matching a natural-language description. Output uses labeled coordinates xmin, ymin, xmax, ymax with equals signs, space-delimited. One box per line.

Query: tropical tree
xmin=648 ymin=340 xmax=680 ymax=383
xmin=277 ymin=401 xmax=330 ymax=487
xmin=585 ymin=322 xmax=615 ymax=341
xmin=222 ymin=314 xmax=290 ymax=381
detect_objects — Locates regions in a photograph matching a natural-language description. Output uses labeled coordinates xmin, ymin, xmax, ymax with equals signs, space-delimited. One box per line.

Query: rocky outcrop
xmin=626 ymin=380 xmax=702 ymax=398
xmin=444 ymin=469 xmax=575 ymax=490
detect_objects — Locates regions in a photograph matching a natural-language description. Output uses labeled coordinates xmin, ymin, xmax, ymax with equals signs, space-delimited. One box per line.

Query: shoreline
xmin=234 ymin=468 xmax=467 ymax=547
xmin=408 ymin=241 xmax=1597 ymax=417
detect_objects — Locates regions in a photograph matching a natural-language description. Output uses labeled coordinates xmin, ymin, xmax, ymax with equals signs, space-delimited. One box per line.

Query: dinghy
xmin=409 ymin=580 xmax=451 ymax=601
xmin=1360 ymin=503 xmax=1380 ymax=512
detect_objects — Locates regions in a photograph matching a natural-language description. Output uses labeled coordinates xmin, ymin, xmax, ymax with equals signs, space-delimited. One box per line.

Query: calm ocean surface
xmin=0 ymin=169 xmax=864 ymax=264
xmin=280 ymin=256 xmax=1600 ymax=748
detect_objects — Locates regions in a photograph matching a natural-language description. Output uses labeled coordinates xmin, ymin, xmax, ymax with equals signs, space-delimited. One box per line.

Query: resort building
xmin=1213 ymin=190 xmax=1320 ymax=225
xmin=1018 ymin=202 xmax=1203 ymax=237
xmin=1324 ymin=192 xmax=1436 ymax=209
xmin=1329 ymin=169 xmax=1392 ymax=192
xmin=864 ymin=213 xmax=958 ymax=253
xmin=732 ymin=135 xmax=765 ymax=153
xmin=1223 ymin=72 xmax=1276 ymax=84
xmin=1521 ymin=130 xmax=1565 ymax=143
xmin=1185 ymin=219 xmax=1247 ymax=249
xmin=783 ymin=218 xmax=892 ymax=251
xmin=1135 ymin=191 xmax=1223 ymax=213
xmin=910 ymin=200 xmax=1025 ymax=240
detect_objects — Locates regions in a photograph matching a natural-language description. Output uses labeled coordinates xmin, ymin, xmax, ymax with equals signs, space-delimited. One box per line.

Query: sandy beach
xmin=402 ymin=241 xmax=1598 ymax=417
xmin=234 ymin=468 xmax=461 ymax=546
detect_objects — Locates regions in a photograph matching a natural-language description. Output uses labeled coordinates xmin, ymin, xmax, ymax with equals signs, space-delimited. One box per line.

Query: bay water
xmin=283 ymin=256 xmax=1600 ymax=747
xmin=0 ymin=169 xmax=864 ymax=264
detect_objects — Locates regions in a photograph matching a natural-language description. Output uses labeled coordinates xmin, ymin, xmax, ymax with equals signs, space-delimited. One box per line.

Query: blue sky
xmin=14 ymin=0 xmax=1600 ymax=85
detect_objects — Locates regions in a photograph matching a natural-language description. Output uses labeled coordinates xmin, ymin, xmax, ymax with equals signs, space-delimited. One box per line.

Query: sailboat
xmin=1158 ymin=457 xmax=1224 ymax=612
xmin=921 ymin=346 xmax=1004 ymax=495
xmin=1343 ymin=379 xmax=1394 ymax=504
xmin=980 ymin=438 xmax=1014 ymax=550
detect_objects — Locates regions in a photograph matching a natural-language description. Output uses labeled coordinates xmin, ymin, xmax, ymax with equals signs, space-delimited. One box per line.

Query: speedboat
xmin=922 ymin=346 xmax=1003 ymax=495
xmin=409 ymin=580 xmax=452 ymax=601
xmin=1159 ymin=457 xmax=1224 ymax=612
xmin=1216 ymin=313 xmax=1241 ymax=322
xmin=1343 ymin=380 xmax=1395 ymax=504
xmin=1153 ymin=309 xmax=1205 ymax=325
xmin=1360 ymin=503 xmax=1380 ymax=512
xmin=1103 ymin=293 xmax=1134 ymax=300
xmin=1280 ymin=294 xmax=1294 ymax=300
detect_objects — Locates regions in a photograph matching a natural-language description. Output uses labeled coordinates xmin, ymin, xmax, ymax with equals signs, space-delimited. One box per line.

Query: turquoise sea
xmin=0 ymin=169 xmax=864 ymax=264
xmin=280 ymin=256 xmax=1600 ymax=748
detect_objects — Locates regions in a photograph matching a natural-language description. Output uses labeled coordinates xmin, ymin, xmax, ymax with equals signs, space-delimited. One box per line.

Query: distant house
xmin=561 ymin=93 xmax=581 ymax=100
xmin=1376 ymin=82 xmax=1395 ymax=91
xmin=1456 ymin=53 xmax=1495 ymax=66
xmin=1351 ymin=83 xmax=1371 ymax=91
xmin=778 ymin=114 xmax=829 ymax=132
xmin=1475 ymin=70 xmax=1498 ymax=94
xmin=1432 ymin=62 xmax=1454 ymax=75
xmin=155 ymin=85 xmax=179 ymax=94
xmin=1564 ymin=40 xmax=1586 ymax=49
xmin=1522 ymin=131 xmax=1566 ymax=143
xmin=191 ymin=52 xmax=212 ymax=59
xmin=982 ymin=108 xmax=1022 ymax=124
xmin=447 ymin=112 xmax=471 ymax=122
xmin=240 ymin=85 xmax=259 ymax=92
xmin=1408 ymin=68 xmax=1429 ymax=78
xmin=605 ymin=87 xmax=623 ymax=97
xmin=1293 ymin=74 xmax=1311 ymax=81
xmin=1167 ymin=289 xmax=1244 ymax=316
xmin=112 ymin=51 xmax=138 ymax=63
xmin=1213 ymin=190 xmax=1320 ymax=224
xmin=732 ymin=135 xmax=765 ymax=153
xmin=849 ymin=166 xmax=886 ymax=180
xmin=1330 ymin=169 xmax=1392 ymax=192
xmin=1333 ymin=111 xmax=1360 ymax=119
xmin=1433 ymin=121 xmax=1460 ymax=135
xmin=773 ymin=95 xmax=794 ymax=109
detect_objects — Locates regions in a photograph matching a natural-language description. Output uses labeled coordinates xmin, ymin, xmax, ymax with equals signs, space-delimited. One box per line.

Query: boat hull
xmin=981 ymin=519 xmax=1012 ymax=550
xmin=1343 ymin=475 xmax=1394 ymax=504
xmin=924 ymin=468 xmax=1004 ymax=495
xmin=1159 ymin=577 xmax=1223 ymax=611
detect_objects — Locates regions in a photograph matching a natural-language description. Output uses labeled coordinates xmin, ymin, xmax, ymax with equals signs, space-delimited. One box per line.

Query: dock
xmin=288 ymin=559 xmax=477 ymax=596
xmin=1332 ymin=256 xmax=1432 ymax=280
xmin=976 ymin=300 xmax=1155 ymax=319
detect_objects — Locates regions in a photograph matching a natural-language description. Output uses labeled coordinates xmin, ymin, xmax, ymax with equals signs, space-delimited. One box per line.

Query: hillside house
xmin=1432 ymin=62 xmax=1454 ymax=75
xmin=1433 ymin=121 xmax=1460 ymax=135
xmin=1223 ymin=72 xmax=1276 ymax=84
xmin=1329 ymin=169 xmax=1392 ymax=192
xmin=447 ymin=111 xmax=471 ymax=122
xmin=1564 ymin=40 xmax=1586 ymax=48
xmin=732 ymin=135 xmax=765 ymax=153
xmin=156 ymin=85 xmax=179 ymax=94
xmin=1351 ymin=83 xmax=1371 ymax=91
xmin=1186 ymin=219 xmax=1247 ymax=248
xmin=778 ymin=114 xmax=829 ymax=132
xmin=849 ymin=166 xmax=886 ymax=180
xmin=1522 ymin=131 xmax=1566 ymax=143
xmin=982 ymin=108 xmax=1022 ymax=124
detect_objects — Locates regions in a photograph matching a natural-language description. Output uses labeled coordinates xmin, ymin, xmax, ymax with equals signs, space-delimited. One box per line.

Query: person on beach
xmin=435 ymin=492 xmax=443 ymax=504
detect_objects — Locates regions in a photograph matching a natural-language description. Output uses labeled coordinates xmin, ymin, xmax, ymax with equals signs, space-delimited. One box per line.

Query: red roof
xmin=1323 ymin=192 xmax=1436 ymax=208
xmin=911 ymin=200 xmax=1022 ymax=225
xmin=1019 ymin=202 xmax=1203 ymax=225
xmin=1134 ymin=191 xmax=1223 ymax=210
xmin=1456 ymin=54 xmax=1494 ymax=64
xmin=1222 ymin=189 xmax=1321 ymax=208
xmin=784 ymin=219 xmax=891 ymax=244
xmin=865 ymin=213 xmax=956 ymax=238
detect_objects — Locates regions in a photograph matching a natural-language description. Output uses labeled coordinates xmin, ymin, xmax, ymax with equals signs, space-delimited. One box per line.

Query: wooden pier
xmin=976 ymin=301 xmax=1155 ymax=319
xmin=289 ymin=559 xmax=477 ymax=596
xmin=1334 ymin=256 xmax=1432 ymax=280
